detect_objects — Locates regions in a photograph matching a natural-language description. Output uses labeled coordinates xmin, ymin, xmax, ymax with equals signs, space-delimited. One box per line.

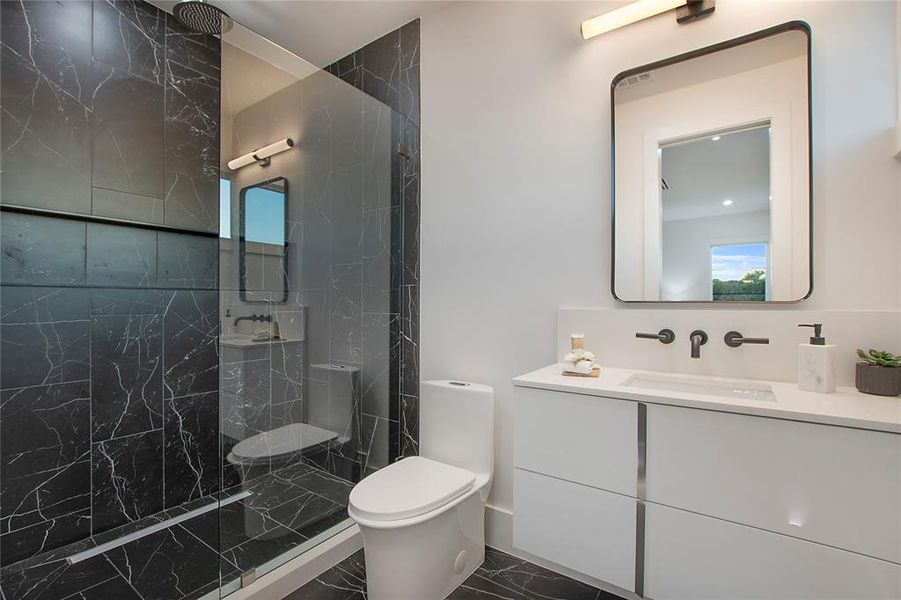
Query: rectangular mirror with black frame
xmin=612 ymin=22 xmax=811 ymax=303
xmin=240 ymin=176 xmax=288 ymax=303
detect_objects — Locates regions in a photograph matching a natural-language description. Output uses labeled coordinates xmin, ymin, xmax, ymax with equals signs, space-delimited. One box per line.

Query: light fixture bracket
xmin=254 ymin=155 xmax=271 ymax=168
xmin=675 ymin=0 xmax=715 ymax=24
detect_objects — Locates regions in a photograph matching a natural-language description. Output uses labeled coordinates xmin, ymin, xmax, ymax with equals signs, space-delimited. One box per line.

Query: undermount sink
xmin=623 ymin=373 xmax=776 ymax=401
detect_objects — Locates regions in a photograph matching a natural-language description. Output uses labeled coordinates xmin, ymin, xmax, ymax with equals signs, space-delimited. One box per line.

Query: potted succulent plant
xmin=855 ymin=349 xmax=901 ymax=396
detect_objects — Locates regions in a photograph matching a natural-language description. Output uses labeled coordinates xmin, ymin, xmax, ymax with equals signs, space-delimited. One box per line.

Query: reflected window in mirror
xmin=711 ymin=243 xmax=768 ymax=302
xmin=659 ymin=124 xmax=772 ymax=301
xmin=612 ymin=22 xmax=811 ymax=303
xmin=240 ymin=176 xmax=288 ymax=303
xmin=220 ymin=177 xmax=232 ymax=239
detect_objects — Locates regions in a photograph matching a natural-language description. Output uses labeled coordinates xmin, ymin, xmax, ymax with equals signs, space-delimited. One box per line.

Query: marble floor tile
xmin=1 ymin=464 xmax=359 ymax=600
xmin=284 ymin=547 xmax=620 ymax=600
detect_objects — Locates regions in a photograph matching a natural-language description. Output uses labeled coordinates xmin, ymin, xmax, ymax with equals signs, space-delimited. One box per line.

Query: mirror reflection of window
xmin=659 ymin=125 xmax=771 ymax=301
xmin=244 ymin=185 xmax=286 ymax=245
xmin=240 ymin=177 xmax=288 ymax=302
xmin=711 ymin=243 xmax=768 ymax=302
xmin=219 ymin=177 xmax=232 ymax=239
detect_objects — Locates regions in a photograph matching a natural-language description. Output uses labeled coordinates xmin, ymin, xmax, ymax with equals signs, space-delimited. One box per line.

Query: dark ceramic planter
xmin=855 ymin=363 xmax=901 ymax=396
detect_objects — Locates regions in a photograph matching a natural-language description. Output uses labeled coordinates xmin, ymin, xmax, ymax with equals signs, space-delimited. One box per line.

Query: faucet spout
xmin=690 ymin=330 xmax=708 ymax=359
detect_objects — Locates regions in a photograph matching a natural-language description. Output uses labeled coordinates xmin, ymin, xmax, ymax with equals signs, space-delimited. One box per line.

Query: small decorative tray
xmin=562 ymin=366 xmax=600 ymax=378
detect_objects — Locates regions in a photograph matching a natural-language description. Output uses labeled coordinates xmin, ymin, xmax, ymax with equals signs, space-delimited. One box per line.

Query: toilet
xmin=225 ymin=362 xmax=360 ymax=481
xmin=348 ymin=380 xmax=494 ymax=600
xmin=227 ymin=421 xmax=338 ymax=538
xmin=227 ymin=363 xmax=360 ymax=537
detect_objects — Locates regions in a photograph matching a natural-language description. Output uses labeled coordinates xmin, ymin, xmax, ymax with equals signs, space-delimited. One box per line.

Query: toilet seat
xmin=227 ymin=422 xmax=339 ymax=466
xmin=349 ymin=456 xmax=475 ymax=521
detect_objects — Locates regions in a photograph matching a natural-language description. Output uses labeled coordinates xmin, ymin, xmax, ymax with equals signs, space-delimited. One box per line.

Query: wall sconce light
xmin=228 ymin=138 xmax=295 ymax=170
xmin=581 ymin=0 xmax=714 ymax=40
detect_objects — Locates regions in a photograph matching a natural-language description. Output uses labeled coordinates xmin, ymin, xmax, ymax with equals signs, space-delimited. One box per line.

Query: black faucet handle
xmin=724 ymin=331 xmax=770 ymax=347
xmin=636 ymin=329 xmax=675 ymax=344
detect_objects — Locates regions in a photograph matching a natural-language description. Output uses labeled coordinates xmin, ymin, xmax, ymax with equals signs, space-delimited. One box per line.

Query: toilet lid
xmin=349 ymin=456 xmax=475 ymax=521
xmin=229 ymin=423 xmax=338 ymax=462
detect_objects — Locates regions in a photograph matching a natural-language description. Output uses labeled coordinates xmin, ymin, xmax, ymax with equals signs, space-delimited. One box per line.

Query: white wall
xmin=661 ymin=210 xmax=770 ymax=301
xmin=420 ymin=0 xmax=899 ymax=519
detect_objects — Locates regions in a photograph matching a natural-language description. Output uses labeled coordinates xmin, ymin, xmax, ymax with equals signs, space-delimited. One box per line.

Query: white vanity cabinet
xmin=646 ymin=403 xmax=901 ymax=564
xmin=513 ymin=387 xmax=639 ymax=591
xmin=513 ymin=375 xmax=901 ymax=599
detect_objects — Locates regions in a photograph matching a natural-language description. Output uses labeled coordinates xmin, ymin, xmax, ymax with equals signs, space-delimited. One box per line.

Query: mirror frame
xmin=610 ymin=21 xmax=813 ymax=304
xmin=239 ymin=176 xmax=289 ymax=303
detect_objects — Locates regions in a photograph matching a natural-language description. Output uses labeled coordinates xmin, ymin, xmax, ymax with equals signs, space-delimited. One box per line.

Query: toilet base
xmin=357 ymin=490 xmax=486 ymax=600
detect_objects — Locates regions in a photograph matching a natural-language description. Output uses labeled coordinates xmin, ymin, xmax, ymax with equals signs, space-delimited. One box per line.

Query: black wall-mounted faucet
xmin=233 ymin=314 xmax=272 ymax=327
xmin=690 ymin=330 xmax=708 ymax=359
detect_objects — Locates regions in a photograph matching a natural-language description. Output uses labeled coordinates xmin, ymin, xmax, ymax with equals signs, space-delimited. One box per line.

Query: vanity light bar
xmin=581 ymin=0 xmax=686 ymax=39
xmin=581 ymin=0 xmax=714 ymax=40
xmin=228 ymin=137 xmax=295 ymax=170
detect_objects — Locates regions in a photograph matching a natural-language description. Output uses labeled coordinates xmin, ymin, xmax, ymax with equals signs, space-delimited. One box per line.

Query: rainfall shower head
xmin=173 ymin=0 xmax=233 ymax=35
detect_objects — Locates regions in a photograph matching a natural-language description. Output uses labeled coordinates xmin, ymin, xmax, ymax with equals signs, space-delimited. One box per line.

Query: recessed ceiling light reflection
xmin=722 ymin=199 xmax=733 ymax=206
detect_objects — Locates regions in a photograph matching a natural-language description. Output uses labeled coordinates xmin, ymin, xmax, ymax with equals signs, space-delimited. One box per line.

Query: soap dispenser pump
xmin=797 ymin=323 xmax=836 ymax=393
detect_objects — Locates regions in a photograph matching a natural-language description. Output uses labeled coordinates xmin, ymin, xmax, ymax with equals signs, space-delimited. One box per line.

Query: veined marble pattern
xmin=0 ymin=0 xmax=94 ymax=214
xmin=0 ymin=462 xmax=354 ymax=600
xmin=284 ymin=547 xmax=619 ymax=600
xmin=92 ymin=0 xmax=165 ymax=84
xmin=325 ymin=19 xmax=420 ymax=465
xmin=0 ymin=284 xmax=219 ymax=563
xmin=163 ymin=290 xmax=219 ymax=400
xmin=91 ymin=313 xmax=163 ymax=441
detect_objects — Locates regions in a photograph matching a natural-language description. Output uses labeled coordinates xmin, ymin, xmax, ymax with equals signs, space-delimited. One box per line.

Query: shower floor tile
xmin=0 ymin=464 xmax=356 ymax=600
xmin=285 ymin=547 xmax=621 ymax=600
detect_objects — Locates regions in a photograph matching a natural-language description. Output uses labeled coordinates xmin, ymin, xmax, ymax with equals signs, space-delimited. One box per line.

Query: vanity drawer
xmin=646 ymin=404 xmax=901 ymax=563
xmin=645 ymin=503 xmax=901 ymax=600
xmin=514 ymin=386 xmax=637 ymax=496
xmin=513 ymin=468 xmax=636 ymax=591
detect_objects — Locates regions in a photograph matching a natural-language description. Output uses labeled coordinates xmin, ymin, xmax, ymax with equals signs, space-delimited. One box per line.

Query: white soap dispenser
xmin=797 ymin=323 xmax=836 ymax=393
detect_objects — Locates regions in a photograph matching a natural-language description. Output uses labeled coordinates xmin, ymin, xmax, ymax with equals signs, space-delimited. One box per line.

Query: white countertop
xmin=513 ymin=364 xmax=901 ymax=434
xmin=221 ymin=335 xmax=302 ymax=349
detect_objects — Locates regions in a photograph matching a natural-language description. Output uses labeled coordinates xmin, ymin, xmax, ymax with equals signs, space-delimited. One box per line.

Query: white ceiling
xmin=152 ymin=0 xmax=450 ymax=67
xmin=661 ymin=126 xmax=770 ymax=222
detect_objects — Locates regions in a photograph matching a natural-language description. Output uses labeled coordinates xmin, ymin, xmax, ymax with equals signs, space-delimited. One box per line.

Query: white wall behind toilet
xmin=419 ymin=0 xmax=900 ymax=533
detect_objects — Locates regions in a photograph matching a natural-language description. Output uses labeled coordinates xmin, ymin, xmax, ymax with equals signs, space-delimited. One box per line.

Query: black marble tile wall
xmin=90 ymin=60 xmax=165 ymax=200
xmin=0 ymin=0 xmax=221 ymax=567
xmin=1 ymin=0 xmax=220 ymax=231
xmin=1 ymin=287 xmax=221 ymax=563
xmin=0 ymin=0 xmax=94 ymax=214
xmin=327 ymin=19 xmax=421 ymax=464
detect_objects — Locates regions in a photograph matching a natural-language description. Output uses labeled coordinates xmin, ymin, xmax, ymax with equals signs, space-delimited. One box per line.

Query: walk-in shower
xmin=0 ymin=1 xmax=419 ymax=597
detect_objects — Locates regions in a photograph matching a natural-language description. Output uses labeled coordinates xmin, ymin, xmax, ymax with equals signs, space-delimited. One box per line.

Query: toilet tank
xmin=420 ymin=380 xmax=494 ymax=478
xmin=308 ymin=363 xmax=359 ymax=441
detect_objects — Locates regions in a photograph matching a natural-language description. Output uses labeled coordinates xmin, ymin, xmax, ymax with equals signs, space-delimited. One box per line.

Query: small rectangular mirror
xmin=240 ymin=176 xmax=288 ymax=302
xmin=612 ymin=22 xmax=811 ymax=302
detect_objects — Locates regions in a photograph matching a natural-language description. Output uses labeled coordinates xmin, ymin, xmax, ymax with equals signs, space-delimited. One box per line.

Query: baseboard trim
xmin=485 ymin=504 xmax=641 ymax=600
xmin=226 ymin=524 xmax=362 ymax=600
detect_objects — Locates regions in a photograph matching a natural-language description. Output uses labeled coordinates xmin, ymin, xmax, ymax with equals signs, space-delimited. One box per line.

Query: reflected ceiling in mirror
xmin=611 ymin=22 xmax=811 ymax=303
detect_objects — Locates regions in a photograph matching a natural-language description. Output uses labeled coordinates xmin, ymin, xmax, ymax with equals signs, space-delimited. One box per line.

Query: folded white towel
xmin=562 ymin=360 xmax=594 ymax=374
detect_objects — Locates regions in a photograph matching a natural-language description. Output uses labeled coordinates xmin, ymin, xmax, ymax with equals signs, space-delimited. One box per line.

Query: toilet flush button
xmin=454 ymin=550 xmax=468 ymax=574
